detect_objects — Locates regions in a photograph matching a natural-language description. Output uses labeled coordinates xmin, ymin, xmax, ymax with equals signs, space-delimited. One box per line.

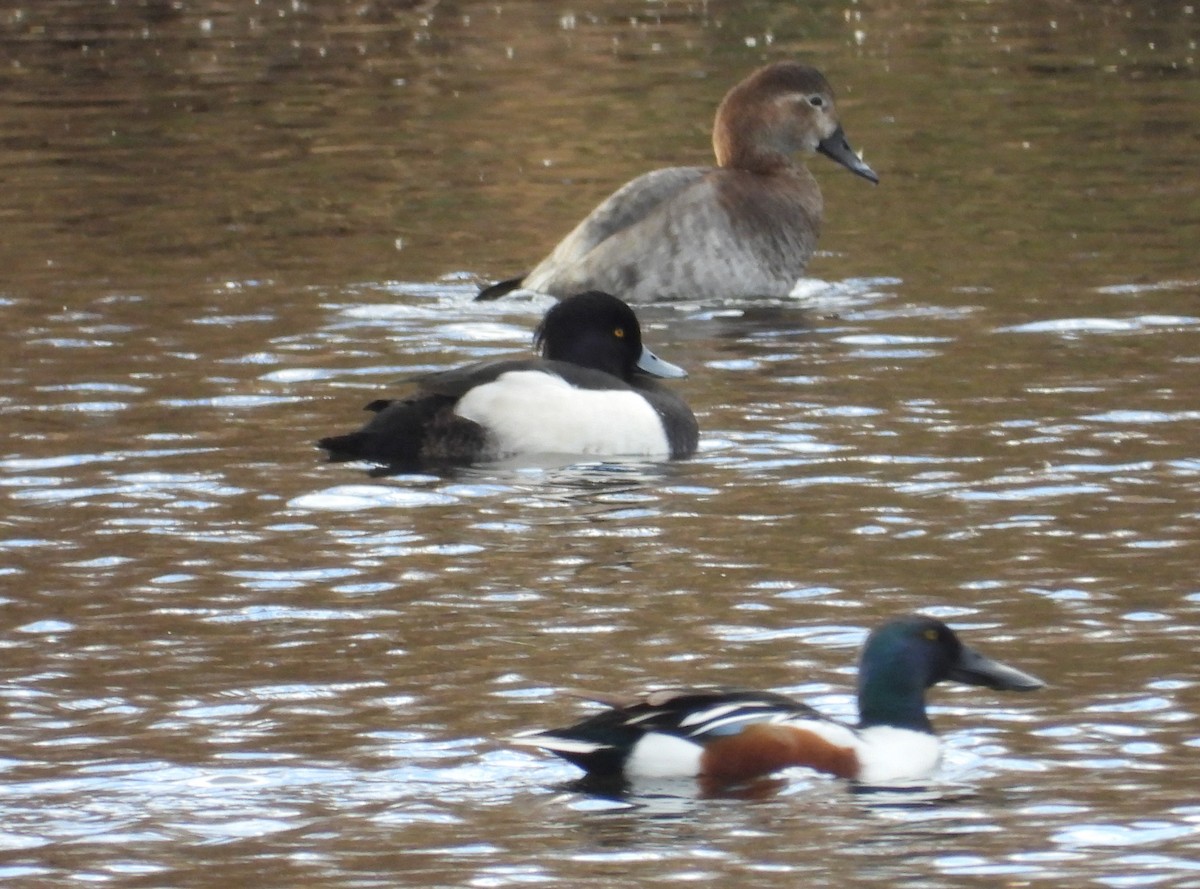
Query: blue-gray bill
xmin=817 ymin=125 xmax=879 ymax=184
xmin=637 ymin=347 xmax=688 ymax=379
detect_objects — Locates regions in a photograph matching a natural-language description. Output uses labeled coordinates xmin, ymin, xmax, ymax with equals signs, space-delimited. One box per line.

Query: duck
xmin=477 ymin=61 xmax=878 ymax=305
xmin=513 ymin=615 xmax=1044 ymax=788
xmin=317 ymin=291 xmax=699 ymax=471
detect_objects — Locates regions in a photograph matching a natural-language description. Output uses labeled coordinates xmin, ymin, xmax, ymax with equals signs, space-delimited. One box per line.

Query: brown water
xmin=2 ymin=1 xmax=1199 ymax=886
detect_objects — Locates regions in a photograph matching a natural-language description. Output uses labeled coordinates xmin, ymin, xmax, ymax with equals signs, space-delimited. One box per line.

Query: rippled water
xmin=2 ymin=1 xmax=1199 ymax=886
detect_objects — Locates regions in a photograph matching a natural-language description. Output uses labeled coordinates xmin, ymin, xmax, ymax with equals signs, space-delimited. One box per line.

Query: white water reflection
xmin=1 ymin=0 xmax=1198 ymax=886
xmin=1001 ymin=315 xmax=1200 ymax=335
xmin=290 ymin=484 xmax=459 ymax=511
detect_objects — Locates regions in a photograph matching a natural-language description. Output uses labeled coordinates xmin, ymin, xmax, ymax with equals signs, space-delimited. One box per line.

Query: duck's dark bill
xmin=949 ymin=646 xmax=1044 ymax=692
xmin=816 ymin=126 xmax=879 ymax=184
xmin=636 ymin=347 xmax=688 ymax=379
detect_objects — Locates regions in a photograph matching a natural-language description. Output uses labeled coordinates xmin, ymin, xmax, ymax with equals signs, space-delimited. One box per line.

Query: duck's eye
xmin=923 ymin=628 xmax=939 ymax=642
xmin=613 ymin=327 xmax=626 ymax=339
xmin=807 ymin=94 xmax=826 ymax=108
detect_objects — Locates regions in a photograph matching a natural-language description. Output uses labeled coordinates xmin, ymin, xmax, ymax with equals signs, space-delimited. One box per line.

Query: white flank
xmin=454 ymin=371 xmax=670 ymax=457
xmin=853 ymin=725 xmax=942 ymax=785
xmin=624 ymin=732 xmax=705 ymax=778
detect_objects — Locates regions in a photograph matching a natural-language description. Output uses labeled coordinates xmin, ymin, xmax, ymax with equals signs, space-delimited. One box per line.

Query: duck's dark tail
xmin=316 ymin=398 xmax=420 ymax=466
xmin=475 ymin=276 xmax=525 ymax=301
xmin=317 ymin=395 xmax=480 ymax=474
xmin=316 ymin=431 xmax=374 ymax=462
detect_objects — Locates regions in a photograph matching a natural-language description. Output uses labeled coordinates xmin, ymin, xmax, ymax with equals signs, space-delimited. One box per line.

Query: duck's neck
xmin=711 ymin=102 xmax=797 ymax=174
xmin=713 ymin=136 xmax=793 ymax=174
xmin=856 ymin=668 xmax=934 ymax=734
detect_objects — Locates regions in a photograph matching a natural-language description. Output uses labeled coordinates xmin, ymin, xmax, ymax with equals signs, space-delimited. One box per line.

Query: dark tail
xmin=316 ymin=399 xmax=397 ymax=461
xmin=316 ymin=396 xmax=451 ymax=471
xmin=316 ymin=432 xmax=374 ymax=462
xmin=475 ymin=276 xmax=525 ymax=302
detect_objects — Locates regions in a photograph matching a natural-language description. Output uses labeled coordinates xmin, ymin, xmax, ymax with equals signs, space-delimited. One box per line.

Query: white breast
xmin=852 ymin=725 xmax=942 ymax=785
xmin=454 ymin=370 xmax=670 ymax=458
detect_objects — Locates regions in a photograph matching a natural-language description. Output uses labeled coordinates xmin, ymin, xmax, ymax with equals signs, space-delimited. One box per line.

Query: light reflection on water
xmin=1 ymin=0 xmax=1199 ymax=885
xmin=43 ymin=277 xmax=1187 ymax=878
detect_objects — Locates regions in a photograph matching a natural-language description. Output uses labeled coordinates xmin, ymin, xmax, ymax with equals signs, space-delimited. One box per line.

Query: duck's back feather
xmin=524 ymin=169 xmax=821 ymax=303
xmin=528 ymin=167 xmax=709 ymax=273
xmin=517 ymin=687 xmax=862 ymax=781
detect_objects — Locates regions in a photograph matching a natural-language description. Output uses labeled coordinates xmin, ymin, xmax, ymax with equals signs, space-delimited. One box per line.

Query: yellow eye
xmin=613 ymin=327 xmax=626 ymax=339
xmin=923 ymin=629 xmax=939 ymax=641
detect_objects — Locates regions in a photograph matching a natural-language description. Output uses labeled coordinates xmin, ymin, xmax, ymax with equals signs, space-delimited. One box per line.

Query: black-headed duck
xmin=318 ymin=291 xmax=698 ymax=472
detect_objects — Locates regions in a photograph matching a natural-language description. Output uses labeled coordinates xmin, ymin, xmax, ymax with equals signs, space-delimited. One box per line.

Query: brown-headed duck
xmin=317 ymin=291 xmax=698 ymax=473
xmin=477 ymin=61 xmax=877 ymax=304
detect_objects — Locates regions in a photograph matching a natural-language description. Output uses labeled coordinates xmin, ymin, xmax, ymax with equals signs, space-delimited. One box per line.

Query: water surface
xmin=1 ymin=1 xmax=1198 ymax=886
